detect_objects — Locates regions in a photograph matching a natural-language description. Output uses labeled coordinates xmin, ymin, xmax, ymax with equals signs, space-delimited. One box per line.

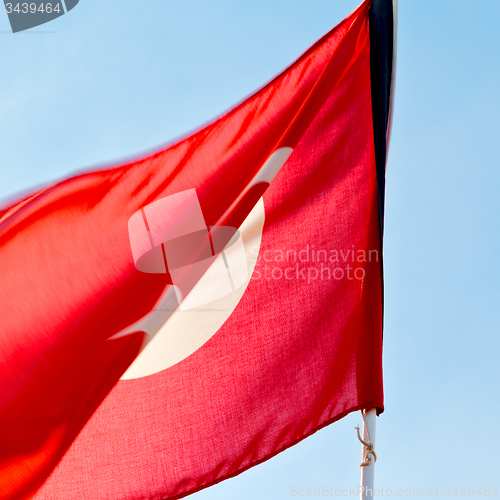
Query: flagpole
xmin=358 ymin=408 xmax=377 ymax=500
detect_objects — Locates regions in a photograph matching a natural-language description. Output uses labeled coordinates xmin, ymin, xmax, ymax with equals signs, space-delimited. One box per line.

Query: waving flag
xmin=0 ymin=0 xmax=395 ymax=498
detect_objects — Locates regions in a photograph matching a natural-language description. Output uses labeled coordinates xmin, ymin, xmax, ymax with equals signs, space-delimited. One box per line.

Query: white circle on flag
xmin=121 ymin=197 xmax=265 ymax=379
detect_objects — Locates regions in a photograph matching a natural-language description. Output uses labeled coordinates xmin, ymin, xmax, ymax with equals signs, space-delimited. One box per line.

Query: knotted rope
xmin=355 ymin=411 xmax=377 ymax=467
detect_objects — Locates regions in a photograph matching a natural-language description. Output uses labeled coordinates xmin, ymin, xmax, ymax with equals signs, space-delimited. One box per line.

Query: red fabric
xmin=0 ymin=1 xmax=383 ymax=498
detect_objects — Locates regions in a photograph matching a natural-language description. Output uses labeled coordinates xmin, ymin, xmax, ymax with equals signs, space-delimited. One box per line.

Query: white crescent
xmin=120 ymin=147 xmax=293 ymax=379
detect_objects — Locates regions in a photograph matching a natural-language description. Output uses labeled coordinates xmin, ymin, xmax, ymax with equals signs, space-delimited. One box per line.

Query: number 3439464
xmin=444 ymin=487 xmax=499 ymax=497
xmin=5 ymin=3 xmax=62 ymax=14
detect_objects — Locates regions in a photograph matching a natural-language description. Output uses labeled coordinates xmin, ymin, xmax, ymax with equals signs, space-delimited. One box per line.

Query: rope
xmin=355 ymin=411 xmax=377 ymax=467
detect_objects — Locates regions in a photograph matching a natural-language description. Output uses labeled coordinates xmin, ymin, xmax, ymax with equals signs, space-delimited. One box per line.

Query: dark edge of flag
xmin=369 ymin=0 xmax=394 ymax=235
xmin=369 ymin=0 xmax=394 ymax=416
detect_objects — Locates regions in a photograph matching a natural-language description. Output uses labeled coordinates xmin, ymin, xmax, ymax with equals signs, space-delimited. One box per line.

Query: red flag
xmin=0 ymin=0 xmax=395 ymax=498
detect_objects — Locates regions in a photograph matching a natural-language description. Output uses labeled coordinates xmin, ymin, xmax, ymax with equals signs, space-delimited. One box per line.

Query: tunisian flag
xmin=0 ymin=0 xmax=395 ymax=498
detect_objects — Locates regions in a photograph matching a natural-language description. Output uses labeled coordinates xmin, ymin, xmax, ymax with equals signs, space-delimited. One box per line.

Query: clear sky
xmin=1 ymin=0 xmax=499 ymax=498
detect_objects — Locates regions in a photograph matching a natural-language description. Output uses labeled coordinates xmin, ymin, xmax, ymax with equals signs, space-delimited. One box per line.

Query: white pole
xmin=359 ymin=408 xmax=377 ymax=500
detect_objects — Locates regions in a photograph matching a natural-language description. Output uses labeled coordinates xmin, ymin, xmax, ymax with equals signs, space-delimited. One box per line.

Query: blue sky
xmin=1 ymin=0 xmax=499 ymax=498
